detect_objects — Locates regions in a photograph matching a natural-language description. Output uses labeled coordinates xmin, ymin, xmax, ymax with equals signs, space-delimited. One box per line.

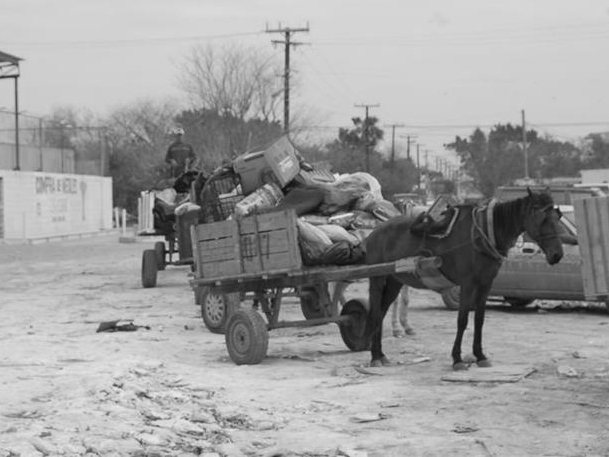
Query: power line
xmin=4 ymin=31 xmax=266 ymax=49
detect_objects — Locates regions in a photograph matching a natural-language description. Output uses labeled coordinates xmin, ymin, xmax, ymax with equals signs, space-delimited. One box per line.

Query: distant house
xmin=580 ymin=168 xmax=609 ymax=185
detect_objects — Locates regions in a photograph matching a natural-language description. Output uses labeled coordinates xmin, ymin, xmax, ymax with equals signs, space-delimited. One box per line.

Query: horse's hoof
xmin=370 ymin=359 xmax=383 ymax=368
xmin=380 ymin=356 xmax=392 ymax=366
xmin=392 ymin=329 xmax=405 ymax=338
xmin=404 ymin=327 xmax=415 ymax=336
xmin=453 ymin=362 xmax=468 ymax=371
xmin=477 ymin=359 xmax=492 ymax=368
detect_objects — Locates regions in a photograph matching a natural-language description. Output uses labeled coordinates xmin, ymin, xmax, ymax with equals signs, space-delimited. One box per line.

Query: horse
xmin=363 ymin=188 xmax=564 ymax=370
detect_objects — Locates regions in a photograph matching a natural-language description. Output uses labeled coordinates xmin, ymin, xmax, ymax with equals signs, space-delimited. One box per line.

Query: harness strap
xmin=472 ymin=201 xmax=506 ymax=262
xmin=486 ymin=198 xmax=497 ymax=249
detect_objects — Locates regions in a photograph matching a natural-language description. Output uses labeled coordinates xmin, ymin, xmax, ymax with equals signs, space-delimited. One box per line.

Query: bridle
xmin=525 ymin=203 xmax=561 ymax=244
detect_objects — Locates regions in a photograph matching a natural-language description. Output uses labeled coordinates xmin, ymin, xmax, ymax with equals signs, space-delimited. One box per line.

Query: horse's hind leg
xmin=368 ymin=276 xmax=402 ymax=367
xmin=392 ymin=285 xmax=414 ymax=337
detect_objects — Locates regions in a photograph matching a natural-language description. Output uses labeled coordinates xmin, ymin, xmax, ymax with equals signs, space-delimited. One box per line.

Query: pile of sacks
xmin=235 ymin=171 xmax=404 ymax=266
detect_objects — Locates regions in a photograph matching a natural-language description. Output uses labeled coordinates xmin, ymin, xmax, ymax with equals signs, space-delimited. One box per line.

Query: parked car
xmin=440 ymin=205 xmax=585 ymax=309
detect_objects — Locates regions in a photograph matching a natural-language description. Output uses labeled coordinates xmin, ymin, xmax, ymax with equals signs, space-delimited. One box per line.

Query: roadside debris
xmin=557 ymin=365 xmax=579 ymax=378
xmin=96 ymin=319 xmax=151 ymax=332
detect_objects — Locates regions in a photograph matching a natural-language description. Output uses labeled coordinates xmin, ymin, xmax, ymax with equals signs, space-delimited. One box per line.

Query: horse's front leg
xmin=472 ymin=285 xmax=493 ymax=367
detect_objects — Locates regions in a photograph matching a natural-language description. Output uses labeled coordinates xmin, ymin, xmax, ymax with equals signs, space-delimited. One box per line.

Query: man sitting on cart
xmin=165 ymin=127 xmax=198 ymax=178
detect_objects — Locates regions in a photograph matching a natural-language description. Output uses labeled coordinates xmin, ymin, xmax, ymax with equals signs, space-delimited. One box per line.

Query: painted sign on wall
xmin=0 ymin=170 xmax=113 ymax=240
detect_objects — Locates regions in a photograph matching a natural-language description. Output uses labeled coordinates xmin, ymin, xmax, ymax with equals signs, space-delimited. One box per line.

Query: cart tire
xmin=225 ymin=309 xmax=269 ymax=365
xmin=505 ymin=297 xmax=534 ymax=308
xmin=299 ymin=286 xmax=325 ymax=320
xmin=200 ymin=289 xmax=239 ymax=334
xmin=441 ymin=286 xmax=460 ymax=310
xmin=339 ymin=298 xmax=371 ymax=352
xmin=141 ymin=249 xmax=158 ymax=288
xmin=154 ymin=241 xmax=166 ymax=271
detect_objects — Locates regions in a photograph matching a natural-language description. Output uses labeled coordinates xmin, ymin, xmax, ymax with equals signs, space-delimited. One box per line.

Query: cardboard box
xmin=233 ymin=136 xmax=301 ymax=194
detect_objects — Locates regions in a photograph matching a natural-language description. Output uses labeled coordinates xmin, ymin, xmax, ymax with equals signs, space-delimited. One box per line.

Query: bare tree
xmin=177 ymin=42 xmax=282 ymax=122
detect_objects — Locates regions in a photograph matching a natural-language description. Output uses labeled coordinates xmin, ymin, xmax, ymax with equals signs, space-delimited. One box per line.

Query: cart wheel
xmin=339 ymin=298 xmax=371 ymax=352
xmin=225 ymin=308 xmax=269 ymax=365
xmin=154 ymin=241 xmax=166 ymax=271
xmin=200 ymin=288 xmax=239 ymax=334
xmin=141 ymin=249 xmax=158 ymax=288
xmin=299 ymin=286 xmax=325 ymax=320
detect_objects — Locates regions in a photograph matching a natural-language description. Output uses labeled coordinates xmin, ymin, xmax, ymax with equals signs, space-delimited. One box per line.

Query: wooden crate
xmin=574 ymin=196 xmax=609 ymax=301
xmin=191 ymin=209 xmax=302 ymax=280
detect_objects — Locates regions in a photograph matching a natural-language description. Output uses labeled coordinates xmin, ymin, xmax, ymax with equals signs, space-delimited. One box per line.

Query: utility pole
xmin=383 ymin=123 xmax=404 ymax=171
xmin=355 ymin=103 xmax=380 ymax=172
xmin=416 ymin=143 xmax=421 ymax=188
xmin=521 ymin=109 xmax=529 ymax=179
xmin=266 ymin=23 xmax=309 ymax=134
xmin=405 ymin=135 xmax=417 ymax=161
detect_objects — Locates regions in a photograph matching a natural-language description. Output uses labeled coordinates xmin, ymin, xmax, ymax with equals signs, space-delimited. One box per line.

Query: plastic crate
xmin=198 ymin=168 xmax=244 ymax=222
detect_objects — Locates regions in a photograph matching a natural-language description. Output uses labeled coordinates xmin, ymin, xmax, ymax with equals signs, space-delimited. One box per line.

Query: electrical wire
xmin=4 ymin=31 xmax=266 ymax=49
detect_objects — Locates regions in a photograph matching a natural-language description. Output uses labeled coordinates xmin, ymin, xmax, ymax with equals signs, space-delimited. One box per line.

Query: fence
xmin=0 ymin=110 xmax=105 ymax=174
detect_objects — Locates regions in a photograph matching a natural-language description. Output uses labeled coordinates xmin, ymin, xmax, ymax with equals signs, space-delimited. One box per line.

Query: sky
xmin=2 ymin=0 xmax=609 ymax=171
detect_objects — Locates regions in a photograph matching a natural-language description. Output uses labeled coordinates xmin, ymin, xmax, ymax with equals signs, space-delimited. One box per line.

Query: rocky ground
xmin=1 ymin=234 xmax=609 ymax=456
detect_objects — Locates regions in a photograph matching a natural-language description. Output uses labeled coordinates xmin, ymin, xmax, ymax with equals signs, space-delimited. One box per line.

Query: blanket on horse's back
xmin=409 ymin=194 xmax=460 ymax=238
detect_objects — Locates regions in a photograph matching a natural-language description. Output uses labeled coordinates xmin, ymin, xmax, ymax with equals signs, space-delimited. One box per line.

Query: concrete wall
xmin=0 ymin=170 xmax=113 ymax=240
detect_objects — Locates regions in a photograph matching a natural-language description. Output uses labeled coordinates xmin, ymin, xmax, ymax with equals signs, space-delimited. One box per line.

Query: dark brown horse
xmin=364 ymin=188 xmax=564 ymax=370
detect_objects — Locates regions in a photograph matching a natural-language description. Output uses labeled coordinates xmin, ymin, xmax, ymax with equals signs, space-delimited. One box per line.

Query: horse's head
xmin=523 ymin=188 xmax=564 ymax=265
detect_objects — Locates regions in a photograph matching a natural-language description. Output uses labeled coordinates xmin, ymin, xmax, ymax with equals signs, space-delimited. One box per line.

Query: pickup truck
xmin=440 ymin=204 xmax=585 ymax=309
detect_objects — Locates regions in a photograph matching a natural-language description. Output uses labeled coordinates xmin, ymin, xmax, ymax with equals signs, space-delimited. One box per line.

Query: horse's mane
xmin=492 ymin=196 xmax=530 ymax=254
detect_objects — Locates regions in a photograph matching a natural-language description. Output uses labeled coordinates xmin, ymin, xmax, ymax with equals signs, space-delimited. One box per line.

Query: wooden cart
xmin=141 ymin=167 xmax=243 ymax=288
xmin=190 ymin=209 xmax=441 ymax=365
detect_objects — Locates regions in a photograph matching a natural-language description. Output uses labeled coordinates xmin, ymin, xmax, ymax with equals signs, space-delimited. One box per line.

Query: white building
xmin=0 ymin=170 xmax=113 ymax=241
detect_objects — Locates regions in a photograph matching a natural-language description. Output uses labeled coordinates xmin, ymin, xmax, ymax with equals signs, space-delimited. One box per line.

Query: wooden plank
xmin=192 ymin=220 xmax=232 ymax=240
xmin=241 ymin=252 xmax=297 ymax=273
xmin=201 ymin=258 xmax=240 ymax=278
xmin=201 ymin=234 xmax=291 ymax=257
xmin=596 ymin=197 xmax=609 ymax=295
xmin=239 ymin=215 xmax=290 ymax=234
xmin=586 ymin=198 xmax=606 ymax=296
xmin=190 ymin=225 xmax=201 ymax=279
xmin=285 ymin=209 xmax=302 ymax=270
xmin=575 ymin=199 xmax=594 ymax=298
xmin=441 ymin=365 xmax=535 ymax=383
xmin=233 ymin=218 xmax=243 ymax=274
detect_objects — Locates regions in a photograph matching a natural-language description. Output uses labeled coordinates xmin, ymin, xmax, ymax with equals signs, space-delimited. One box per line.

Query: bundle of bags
xmin=231 ymin=170 xmax=404 ymax=266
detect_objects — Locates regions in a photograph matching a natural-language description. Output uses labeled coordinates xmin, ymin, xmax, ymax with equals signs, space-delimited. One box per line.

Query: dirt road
xmin=1 ymin=235 xmax=609 ymax=456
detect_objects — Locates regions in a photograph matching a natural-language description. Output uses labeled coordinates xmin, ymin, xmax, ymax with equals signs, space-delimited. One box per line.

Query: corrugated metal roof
xmin=0 ymin=50 xmax=23 ymax=64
